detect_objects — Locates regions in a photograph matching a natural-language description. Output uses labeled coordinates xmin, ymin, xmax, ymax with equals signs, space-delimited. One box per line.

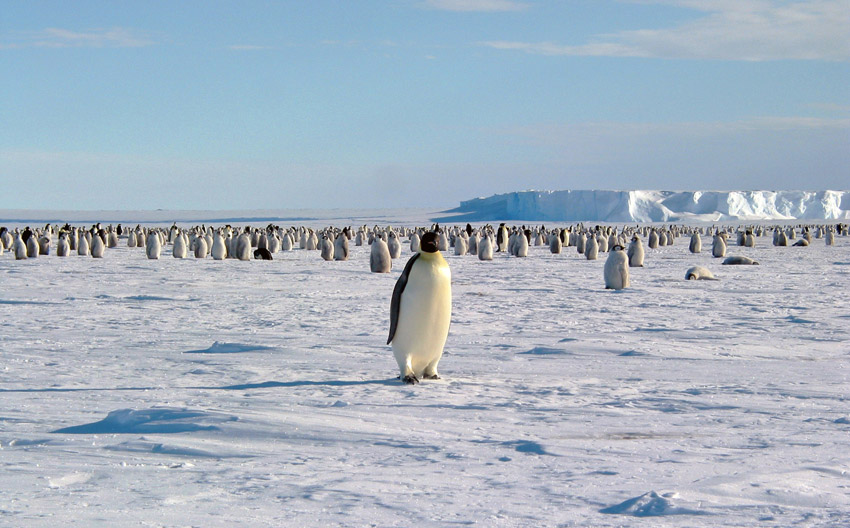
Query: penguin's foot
xmin=422 ymin=373 xmax=441 ymax=380
xmin=402 ymin=375 xmax=419 ymax=385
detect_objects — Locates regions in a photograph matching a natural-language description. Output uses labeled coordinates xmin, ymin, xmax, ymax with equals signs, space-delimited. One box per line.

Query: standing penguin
xmin=604 ymin=245 xmax=630 ymax=290
xmin=627 ymin=235 xmax=644 ymax=267
xmin=146 ymin=231 xmax=162 ymax=259
xmin=334 ymin=231 xmax=349 ymax=261
xmin=549 ymin=229 xmax=562 ymax=254
xmin=689 ymin=232 xmax=701 ymax=253
xmin=388 ymin=232 xmax=452 ymax=384
xmin=26 ymin=234 xmax=40 ymax=258
xmin=478 ymin=233 xmax=493 ymax=261
xmin=235 ymin=232 xmax=252 ymax=261
xmin=370 ymin=236 xmax=392 ymax=273
xmin=496 ymin=223 xmax=508 ymax=252
xmin=585 ymin=235 xmax=598 ymax=260
xmin=173 ymin=232 xmax=188 ymax=258
xmin=56 ymin=233 xmax=70 ymax=257
xmin=90 ymin=233 xmax=105 ymax=258
xmin=77 ymin=232 xmax=90 ymax=256
xmin=211 ymin=231 xmax=227 ymax=260
xmin=712 ymin=232 xmax=727 ymax=258
xmin=13 ymin=233 xmax=28 ymax=260
xmin=193 ymin=234 xmax=209 ymax=258
xmin=320 ymin=234 xmax=335 ymax=261
xmin=825 ymin=229 xmax=835 ymax=246
xmin=387 ymin=231 xmax=402 ymax=259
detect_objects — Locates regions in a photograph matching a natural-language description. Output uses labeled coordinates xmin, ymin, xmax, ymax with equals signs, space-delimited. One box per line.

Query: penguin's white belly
xmin=392 ymin=262 xmax=451 ymax=376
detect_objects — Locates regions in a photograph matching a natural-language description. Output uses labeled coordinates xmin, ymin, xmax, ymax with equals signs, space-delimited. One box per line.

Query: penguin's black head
xmin=420 ymin=231 xmax=440 ymax=253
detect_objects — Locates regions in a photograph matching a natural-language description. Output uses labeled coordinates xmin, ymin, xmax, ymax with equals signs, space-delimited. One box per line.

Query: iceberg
xmin=435 ymin=190 xmax=850 ymax=223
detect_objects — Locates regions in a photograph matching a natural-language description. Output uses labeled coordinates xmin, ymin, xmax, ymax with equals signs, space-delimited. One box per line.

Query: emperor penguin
xmin=712 ymin=232 xmax=727 ymax=258
xmin=388 ymin=232 xmax=451 ymax=384
xmin=173 ymin=232 xmax=188 ymax=258
xmin=454 ymin=235 xmax=468 ymax=256
xmin=56 ymin=233 xmax=70 ymax=257
xmin=744 ymin=230 xmax=756 ymax=247
xmin=597 ymin=233 xmax=608 ymax=253
xmin=722 ymin=255 xmax=759 ymax=265
xmin=468 ymin=232 xmax=479 ymax=254
xmin=235 ymin=233 xmax=252 ymax=261
xmin=550 ymin=229 xmax=562 ymax=254
xmin=13 ymin=233 xmax=28 ymax=260
xmin=627 ymin=235 xmax=644 ymax=267
xmin=211 ymin=231 xmax=227 ymax=260
xmin=370 ymin=236 xmax=392 ymax=273
xmin=193 ymin=235 xmax=209 ymax=258
xmin=334 ymin=231 xmax=349 ymax=260
xmin=26 ymin=234 xmax=40 ymax=258
xmin=78 ymin=233 xmax=90 ymax=256
xmin=438 ymin=230 xmax=450 ymax=252
xmin=387 ymin=231 xmax=402 ymax=259
xmin=585 ymin=235 xmax=598 ymax=260
xmin=38 ymin=234 xmax=51 ymax=255
xmin=689 ymin=232 xmax=701 ymax=253
xmin=515 ymin=230 xmax=529 ymax=257
xmin=0 ymin=227 xmax=12 ymax=250
xmin=146 ymin=231 xmax=162 ymax=259
xmin=496 ymin=223 xmax=508 ymax=252
xmin=685 ymin=266 xmax=718 ymax=280
xmin=90 ymin=233 xmax=105 ymax=258
xmin=648 ymin=230 xmax=659 ymax=249
xmin=320 ymin=234 xmax=335 ymax=261
xmin=604 ymin=245 xmax=630 ymax=290
xmin=478 ymin=233 xmax=493 ymax=260
xmin=281 ymin=232 xmax=293 ymax=251
xmin=825 ymin=229 xmax=835 ymax=246
xmin=253 ymin=248 xmax=273 ymax=260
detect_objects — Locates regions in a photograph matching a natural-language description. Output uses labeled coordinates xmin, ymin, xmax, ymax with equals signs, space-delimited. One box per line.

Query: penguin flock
xmin=3 ymin=221 xmax=847 ymax=282
xmin=3 ymin=220 xmax=847 ymax=384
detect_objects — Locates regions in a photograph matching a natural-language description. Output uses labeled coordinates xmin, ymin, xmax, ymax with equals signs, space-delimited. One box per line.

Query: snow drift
xmin=437 ymin=190 xmax=850 ymax=223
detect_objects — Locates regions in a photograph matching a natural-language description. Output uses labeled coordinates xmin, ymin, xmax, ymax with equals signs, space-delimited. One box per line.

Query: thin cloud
xmin=1 ymin=27 xmax=156 ymax=49
xmin=422 ymin=0 xmax=530 ymax=12
xmin=481 ymin=0 xmax=850 ymax=61
xmin=228 ymin=45 xmax=275 ymax=51
xmin=493 ymin=117 xmax=850 ymax=151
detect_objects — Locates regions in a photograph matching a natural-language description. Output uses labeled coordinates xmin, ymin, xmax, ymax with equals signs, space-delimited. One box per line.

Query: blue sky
xmin=2 ymin=0 xmax=848 ymax=210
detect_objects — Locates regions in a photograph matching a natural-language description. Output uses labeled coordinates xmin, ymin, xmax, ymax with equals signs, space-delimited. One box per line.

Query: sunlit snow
xmin=1 ymin=209 xmax=848 ymax=526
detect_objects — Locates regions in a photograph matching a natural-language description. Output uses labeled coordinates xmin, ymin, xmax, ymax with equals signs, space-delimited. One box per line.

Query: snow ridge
xmin=438 ymin=190 xmax=849 ymax=223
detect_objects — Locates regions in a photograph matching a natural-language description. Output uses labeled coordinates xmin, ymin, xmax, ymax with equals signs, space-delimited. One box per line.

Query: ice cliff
xmin=436 ymin=190 xmax=850 ymax=223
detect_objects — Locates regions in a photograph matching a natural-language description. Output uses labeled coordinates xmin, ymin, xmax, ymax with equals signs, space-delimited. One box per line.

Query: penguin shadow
xmin=203 ymin=378 xmax=402 ymax=391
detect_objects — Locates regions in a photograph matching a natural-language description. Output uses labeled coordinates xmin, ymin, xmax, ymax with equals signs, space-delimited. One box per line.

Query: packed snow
xmin=1 ymin=211 xmax=849 ymax=527
xmin=440 ymin=190 xmax=850 ymax=223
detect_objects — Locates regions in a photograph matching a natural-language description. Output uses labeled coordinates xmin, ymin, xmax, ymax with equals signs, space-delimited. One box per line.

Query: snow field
xmin=1 ymin=224 xmax=849 ymax=527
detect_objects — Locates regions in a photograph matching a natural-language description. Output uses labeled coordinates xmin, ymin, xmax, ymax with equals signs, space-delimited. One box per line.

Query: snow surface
xmin=439 ymin=190 xmax=850 ymax=223
xmin=2 ymin=213 xmax=850 ymax=527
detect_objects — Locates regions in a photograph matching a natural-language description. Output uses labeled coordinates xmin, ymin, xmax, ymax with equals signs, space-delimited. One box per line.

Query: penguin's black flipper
xmin=387 ymin=253 xmax=420 ymax=345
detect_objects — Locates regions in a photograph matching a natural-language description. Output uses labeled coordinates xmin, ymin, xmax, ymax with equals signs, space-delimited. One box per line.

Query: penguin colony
xmin=3 ymin=221 xmax=847 ymax=383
